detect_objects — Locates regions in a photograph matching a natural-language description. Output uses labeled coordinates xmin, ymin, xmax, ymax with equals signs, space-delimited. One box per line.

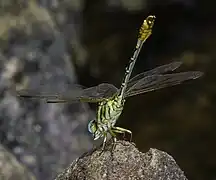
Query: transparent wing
xmin=124 ymin=71 xmax=203 ymax=98
xmin=127 ymin=61 xmax=182 ymax=88
xmin=17 ymin=83 xmax=118 ymax=103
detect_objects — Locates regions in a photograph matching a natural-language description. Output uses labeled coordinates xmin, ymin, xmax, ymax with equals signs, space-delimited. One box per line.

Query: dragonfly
xmin=17 ymin=15 xmax=203 ymax=150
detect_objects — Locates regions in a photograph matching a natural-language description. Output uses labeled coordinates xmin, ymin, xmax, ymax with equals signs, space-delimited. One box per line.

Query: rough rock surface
xmin=55 ymin=140 xmax=188 ymax=180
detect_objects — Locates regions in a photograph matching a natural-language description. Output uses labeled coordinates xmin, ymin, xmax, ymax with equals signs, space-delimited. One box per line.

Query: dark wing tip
xmin=191 ymin=71 xmax=204 ymax=79
xmin=168 ymin=61 xmax=182 ymax=71
xmin=16 ymin=90 xmax=32 ymax=98
xmin=46 ymin=99 xmax=67 ymax=103
xmin=163 ymin=61 xmax=183 ymax=72
xmin=172 ymin=61 xmax=183 ymax=68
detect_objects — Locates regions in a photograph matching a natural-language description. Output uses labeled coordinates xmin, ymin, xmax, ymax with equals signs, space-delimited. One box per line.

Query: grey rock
xmin=0 ymin=144 xmax=36 ymax=180
xmin=54 ymin=140 xmax=188 ymax=180
xmin=0 ymin=1 xmax=92 ymax=180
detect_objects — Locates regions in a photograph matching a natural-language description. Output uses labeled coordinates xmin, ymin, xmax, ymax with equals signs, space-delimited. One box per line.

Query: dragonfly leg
xmin=112 ymin=136 xmax=117 ymax=151
xmin=112 ymin=128 xmax=126 ymax=139
xmin=113 ymin=127 xmax=132 ymax=142
xmin=109 ymin=129 xmax=117 ymax=151
xmin=102 ymin=134 xmax=107 ymax=151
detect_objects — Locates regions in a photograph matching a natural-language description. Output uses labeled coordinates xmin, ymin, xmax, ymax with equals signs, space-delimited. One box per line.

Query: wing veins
xmin=17 ymin=83 xmax=118 ymax=103
xmin=125 ymin=71 xmax=203 ymax=98
xmin=127 ymin=61 xmax=182 ymax=89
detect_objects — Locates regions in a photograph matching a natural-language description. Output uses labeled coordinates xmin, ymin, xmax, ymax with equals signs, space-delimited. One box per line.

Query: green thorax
xmin=96 ymin=94 xmax=125 ymax=127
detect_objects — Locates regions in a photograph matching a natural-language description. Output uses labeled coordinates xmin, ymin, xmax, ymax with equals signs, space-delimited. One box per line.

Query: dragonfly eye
xmin=146 ymin=15 xmax=156 ymax=27
xmin=88 ymin=120 xmax=97 ymax=134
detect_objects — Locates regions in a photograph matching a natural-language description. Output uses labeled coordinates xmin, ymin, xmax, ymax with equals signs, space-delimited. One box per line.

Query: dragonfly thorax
xmin=88 ymin=96 xmax=125 ymax=140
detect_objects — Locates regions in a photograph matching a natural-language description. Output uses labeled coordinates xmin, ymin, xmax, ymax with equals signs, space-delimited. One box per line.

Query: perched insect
xmin=17 ymin=15 xmax=203 ymax=150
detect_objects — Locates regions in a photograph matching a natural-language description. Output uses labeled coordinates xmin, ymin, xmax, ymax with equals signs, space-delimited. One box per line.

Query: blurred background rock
xmin=0 ymin=0 xmax=214 ymax=180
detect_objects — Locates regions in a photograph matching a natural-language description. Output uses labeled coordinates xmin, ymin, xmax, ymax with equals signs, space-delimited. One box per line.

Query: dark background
xmin=0 ymin=0 xmax=215 ymax=179
xmin=80 ymin=1 xmax=215 ymax=180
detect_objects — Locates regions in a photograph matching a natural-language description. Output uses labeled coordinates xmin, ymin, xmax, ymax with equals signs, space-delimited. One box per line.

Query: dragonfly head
xmin=88 ymin=120 xmax=102 ymax=140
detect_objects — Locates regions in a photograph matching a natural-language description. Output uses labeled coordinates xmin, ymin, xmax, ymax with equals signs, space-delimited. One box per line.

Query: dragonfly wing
xmin=66 ymin=83 xmax=118 ymax=103
xmin=17 ymin=87 xmax=84 ymax=103
xmin=17 ymin=83 xmax=118 ymax=103
xmin=18 ymin=90 xmax=59 ymax=99
xmin=124 ymin=71 xmax=203 ymax=98
xmin=127 ymin=61 xmax=182 ymax=88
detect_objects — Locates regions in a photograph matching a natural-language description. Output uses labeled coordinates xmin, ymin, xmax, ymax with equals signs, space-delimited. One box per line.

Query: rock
xmin=0 ymin=1 xmax=92 ymax=179
xmin=54 ymin=140 xmax=188 ymax=180
xmin=0 ymin=144 xmax=36 ymax=180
